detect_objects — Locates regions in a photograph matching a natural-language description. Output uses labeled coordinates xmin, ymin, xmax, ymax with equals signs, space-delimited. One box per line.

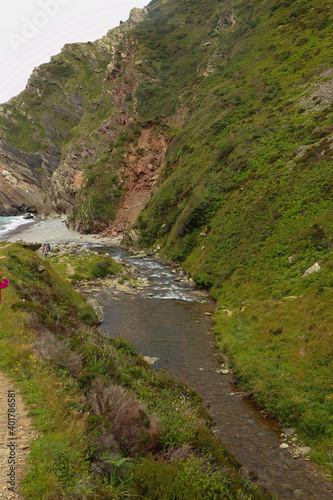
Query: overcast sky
xmin=0 ymin=0 xmax=148 ymax=104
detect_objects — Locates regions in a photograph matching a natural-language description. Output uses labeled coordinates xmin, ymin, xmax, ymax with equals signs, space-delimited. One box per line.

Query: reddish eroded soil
xmin=100 ymin=127 xmax=169 ymax=237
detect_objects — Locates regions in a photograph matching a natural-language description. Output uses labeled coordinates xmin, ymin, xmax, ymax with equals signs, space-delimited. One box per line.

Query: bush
xmin=91 ymin=261 xmax=112 ymax=278
xmin=89 ymin=379 xmax=161 ymax=456
xmin=132 ymin=454 xmax=230 ymax=500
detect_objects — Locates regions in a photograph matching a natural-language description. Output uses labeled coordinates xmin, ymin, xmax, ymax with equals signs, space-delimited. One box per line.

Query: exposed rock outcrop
xmin=0 ymin=140 xmax=59 ymax=215
xmin=87 ymin=298 xmax=105 ymax=324
xmin=0 ymin=6 xmax=150 ymax=220
xmin=50 ymin=8 xmax=150 ymax=221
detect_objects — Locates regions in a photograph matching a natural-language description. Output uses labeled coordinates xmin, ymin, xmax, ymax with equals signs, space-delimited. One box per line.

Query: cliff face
xmin=0 ymin=141 xmax=58 ymax=215
xmin=0 ymin=6 xmax=150 ymax=218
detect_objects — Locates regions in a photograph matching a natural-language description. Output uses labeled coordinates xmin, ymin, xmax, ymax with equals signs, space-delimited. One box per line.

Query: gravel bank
xmin=4 ymin=217 xmax=121 ymax=246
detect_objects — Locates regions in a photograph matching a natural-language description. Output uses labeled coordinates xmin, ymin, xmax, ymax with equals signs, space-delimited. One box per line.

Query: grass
xmin=0 ymin=243 xmax=269 ymax=499
xmin=213 ymin=283 xmax=333 ymax=470
xmin=47 ymin=250 xmax=122 ymax=284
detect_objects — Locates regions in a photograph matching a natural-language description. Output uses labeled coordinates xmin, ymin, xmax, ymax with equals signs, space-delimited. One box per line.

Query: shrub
xmin=132 ymin=454 xmax=231 ymax=500
xmin=89 ymin=379 xmax=161 ymax=456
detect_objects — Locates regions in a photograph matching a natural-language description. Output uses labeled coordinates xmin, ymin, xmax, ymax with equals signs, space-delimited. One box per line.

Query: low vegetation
xmin=0 ymin=242 xmax=271 ymax=499
xmin=45 ymin=246 xmax=123 ymax=284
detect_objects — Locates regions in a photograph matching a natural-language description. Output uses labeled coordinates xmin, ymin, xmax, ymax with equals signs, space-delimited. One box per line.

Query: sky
xmin=0 ymin=0 xmax=148 ymax=104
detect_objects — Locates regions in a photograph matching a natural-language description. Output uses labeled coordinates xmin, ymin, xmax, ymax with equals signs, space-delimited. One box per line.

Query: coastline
xmin=2 ymin=216 xmax=121 ymax=246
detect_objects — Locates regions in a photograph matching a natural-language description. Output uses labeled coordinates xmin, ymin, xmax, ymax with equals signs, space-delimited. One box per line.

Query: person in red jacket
xmin=0 ymin=277 xmax=9 ymax=304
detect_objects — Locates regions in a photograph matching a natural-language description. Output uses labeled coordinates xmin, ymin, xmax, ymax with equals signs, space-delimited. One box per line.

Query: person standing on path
xmin=0 ymin=277 xmax=9 ymax=304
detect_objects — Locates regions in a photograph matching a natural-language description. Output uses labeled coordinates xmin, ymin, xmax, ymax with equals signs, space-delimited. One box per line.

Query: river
xmin=89 ymin=245 xmax=332 ymax=499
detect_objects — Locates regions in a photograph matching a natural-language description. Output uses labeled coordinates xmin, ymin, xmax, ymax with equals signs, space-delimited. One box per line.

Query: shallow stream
xmin=91 ymin=245 xmax=332 ymax=499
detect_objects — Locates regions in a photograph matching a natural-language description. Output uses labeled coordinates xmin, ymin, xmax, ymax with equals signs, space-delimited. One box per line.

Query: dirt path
xmin=0 ymin=372 xmax=37 ymax=500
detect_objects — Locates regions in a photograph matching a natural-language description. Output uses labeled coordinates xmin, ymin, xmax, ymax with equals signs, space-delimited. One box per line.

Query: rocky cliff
xmin=0 ymin=6 xmax=150 ymax=218
xmin=0 ymin=141 xmax=58 ymax=215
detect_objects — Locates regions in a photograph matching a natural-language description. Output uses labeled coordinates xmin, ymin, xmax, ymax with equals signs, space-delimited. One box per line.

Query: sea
xmin=0 ymin=216 xmax=35 ymax=240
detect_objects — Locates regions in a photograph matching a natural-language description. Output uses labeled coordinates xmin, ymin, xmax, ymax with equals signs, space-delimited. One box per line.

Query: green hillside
xmin=133 ymin=0 xmax=333 ymax=470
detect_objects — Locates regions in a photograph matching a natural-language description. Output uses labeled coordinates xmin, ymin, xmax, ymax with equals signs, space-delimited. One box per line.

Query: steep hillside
xmin=1 ymin=0 xmax=333 ymax=473
xmin=131 ymin=0 xmax=333 ymax=471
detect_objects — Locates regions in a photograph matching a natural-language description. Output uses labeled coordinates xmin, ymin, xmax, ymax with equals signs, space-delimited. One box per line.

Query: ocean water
xmin=0 ymin=216 xmax=35 ymax=238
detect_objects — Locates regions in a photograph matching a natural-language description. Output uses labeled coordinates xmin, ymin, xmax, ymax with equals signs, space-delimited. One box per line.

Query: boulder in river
xmin=220 ymin=369 xmax=230 ymax=375
xmin=87 ymin=299 xmax=105 ymax=323
xmin=297 ymin=446 xmax=312 ymax=456
xmin=282 ymin=428 xmax=296 ymax=437
xmin=143 ymin=356 xmax=159 ymax=365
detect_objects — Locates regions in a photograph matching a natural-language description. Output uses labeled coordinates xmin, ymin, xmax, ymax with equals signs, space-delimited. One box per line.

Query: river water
xmin=91 ymin=245 xmax=332 ymax=499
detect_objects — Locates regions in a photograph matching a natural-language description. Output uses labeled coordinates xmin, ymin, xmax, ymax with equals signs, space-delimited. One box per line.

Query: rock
xmin=188 ymin=278 xmax=196 ymax=288
xmin=204 ymin=312 xmax=212 ymax=316
xmin=143 ymin=356 xmax=159 ymax=365
xmin=0 ymin=141 xmax=59 ymax=216
xmin=282 ymin=484 xmax=294 ymax=491
xmin=87 ymin=299 xmax=105 ymax=323
xmin=280 ymin=443 xmax=289 ymax=449
xmin=293 ymin=490 xmax=303 ymax=498
xmin=23 ymin=213 xmax=34 ymax=219
xmin=26 ymin=205 xmax=37 ymax=213
xmin=282 ymin=428 xmax=296 ymax=437
xmin=220 ymin=369 xmax=229 ymax=375
xmin=297 ymin=446 xmax=312 ymax=456
xmin=302 ymin=262 xmax=321 ymax=277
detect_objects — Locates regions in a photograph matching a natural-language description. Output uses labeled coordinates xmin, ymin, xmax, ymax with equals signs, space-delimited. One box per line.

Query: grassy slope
xmin=0 ymin=242 xmax=269 ymax=499
xmin=132 ymin=0 xmax=333 ymax=470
